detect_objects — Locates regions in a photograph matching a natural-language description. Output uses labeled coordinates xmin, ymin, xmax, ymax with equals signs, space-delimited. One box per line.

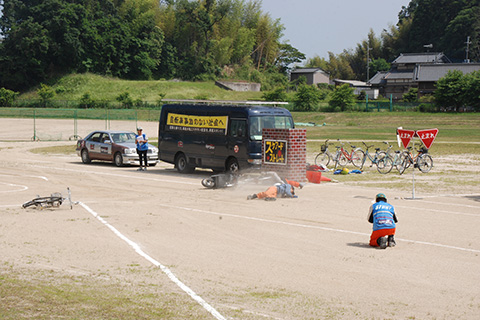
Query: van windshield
xmin=249 ymin=116 xmax=294 ymax=141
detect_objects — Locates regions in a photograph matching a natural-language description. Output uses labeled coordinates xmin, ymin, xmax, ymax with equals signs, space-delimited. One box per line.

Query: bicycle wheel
xmin=351 ymin=149 xmax=365 ymax=168
xmin=377 ymin=157 xmax=393 ymax=174
xmin=417 ymin=154 xmax=433 ymax=173
xmin=314 ymin=152 xmax=330 ymax=167
xmin=402 ymin=152 xmax=412 ymax=169
xmin=376 ymin=151 xmax=387 ymax=161
xmin=394 ymin=154 xmax=405 ymax=174
xmin=337 ymin=153 xmax=348 ymax=167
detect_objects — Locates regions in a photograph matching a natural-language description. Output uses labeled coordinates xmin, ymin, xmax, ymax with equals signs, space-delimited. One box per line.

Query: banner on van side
xmin=264 ymin=140 xmax=287 ymax=165
xmin=166 ymin=113 xmax=228 ymax=135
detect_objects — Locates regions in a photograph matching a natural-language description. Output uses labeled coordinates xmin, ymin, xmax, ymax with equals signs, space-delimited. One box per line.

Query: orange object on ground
xmin=256 ymin=186 xmax=278 ymax=199
xmin=369 ymin=228 xmax=396 ymax=247
xmin=306 ymin=171 xmax=322 ymax=183
xmin=306 ymin=171 xmax=332 ymax=183
xmin=320 ymin=175 xmax=331 ymax=182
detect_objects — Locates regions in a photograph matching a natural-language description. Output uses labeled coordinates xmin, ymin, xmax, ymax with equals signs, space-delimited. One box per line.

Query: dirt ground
xmin=1 ymin=119 xmax=479 ymax=319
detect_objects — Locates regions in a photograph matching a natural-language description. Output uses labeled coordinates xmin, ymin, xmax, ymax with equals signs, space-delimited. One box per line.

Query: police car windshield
xmin=111 ymin=132 xmax=136 ymax=143
xmin=249 ymin=116 xmax=294 ymax=141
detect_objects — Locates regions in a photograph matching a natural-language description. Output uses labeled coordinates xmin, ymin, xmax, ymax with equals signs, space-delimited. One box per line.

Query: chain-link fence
xmin=0 ymin=108 xmax=161 ymax=141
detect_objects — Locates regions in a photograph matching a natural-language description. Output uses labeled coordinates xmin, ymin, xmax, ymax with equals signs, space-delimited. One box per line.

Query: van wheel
xmin=175 ymin=153 xmax=193 ymax=173
xmin=226 ymin=158 xmax=239 ymax=173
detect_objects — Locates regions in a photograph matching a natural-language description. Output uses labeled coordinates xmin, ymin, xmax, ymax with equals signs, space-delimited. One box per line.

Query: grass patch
xmin=0 ymin=267 xmax=207 ymax=320
xmin=29 ymin=145 xmax=76 ymax=155
xmin=19 ymin=73 xmax=264 ymax=102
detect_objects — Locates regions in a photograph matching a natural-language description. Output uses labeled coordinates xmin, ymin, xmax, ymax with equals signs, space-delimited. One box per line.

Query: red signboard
xmin=416 ymin=128 xmax=439 ymax=149
xmin=397 ymin=129 xmax=416 ymax=149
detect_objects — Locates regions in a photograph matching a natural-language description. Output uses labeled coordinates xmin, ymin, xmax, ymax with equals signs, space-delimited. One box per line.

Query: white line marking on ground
xmin=415 ymin=199 xmax=480 ymax=210
xmin=29 ymin=164 xmax=198 ymax=185
xmin=79 ymin=202 xmax=226 ymax=320
xmin=396 ymin=205 xmax=480 ymax=217
xmin=158 ymin=203 xmax=480 ymax=254
xmin=0 ymin=182 xmax=28 ymax=193
xmin=0 ymin=173 xmax=48 ymax=181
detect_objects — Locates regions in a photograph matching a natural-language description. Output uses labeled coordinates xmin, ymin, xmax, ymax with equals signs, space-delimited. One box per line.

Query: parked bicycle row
xmin=314 ymin=139 xmax=433 ymax=175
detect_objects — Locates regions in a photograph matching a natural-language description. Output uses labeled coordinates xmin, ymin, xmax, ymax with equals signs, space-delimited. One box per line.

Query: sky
xmin=260 ymin=0 xmax=412 ymax=62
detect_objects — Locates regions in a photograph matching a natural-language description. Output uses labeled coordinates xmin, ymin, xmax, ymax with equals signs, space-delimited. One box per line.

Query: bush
xmin=262 ymin=87 xmax=288 ymax=102
xmin=293 ymin=84 xmax=322 ymax=111
xmin=402 ymin=88 xmax=418 ymax=102
xmin=0 ymin=87 xmax=19 ymax=107
xmin=328 ymin=84 xmax=355 ymax=111
xmin=116 ymin=92 xmax=134 ymax=108
xmin=55 ymin=86 xmax=67 ymax=94
xmin=37 ymin=83 xmax=56 ymax=105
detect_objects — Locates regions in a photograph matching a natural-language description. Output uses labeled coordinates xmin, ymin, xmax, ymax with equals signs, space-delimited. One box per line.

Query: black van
xmin=158 ymin=104 xmax=294 ymax=173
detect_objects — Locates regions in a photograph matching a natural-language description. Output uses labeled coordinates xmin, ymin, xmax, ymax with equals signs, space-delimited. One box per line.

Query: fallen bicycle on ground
xmin=22 ymin=188 xmax=75 ymax=209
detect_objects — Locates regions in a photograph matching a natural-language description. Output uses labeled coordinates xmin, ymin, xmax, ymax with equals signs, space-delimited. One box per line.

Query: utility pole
xmin=465 ymin=36 xmax=471 ymax=63
xmin=366 ymin=46 xmax=372 ymax=82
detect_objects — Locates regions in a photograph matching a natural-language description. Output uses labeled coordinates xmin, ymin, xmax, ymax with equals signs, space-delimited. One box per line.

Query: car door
xmin=98 ymin=133 xmax=113 ymax=160
xmin=85 ymin=132 xmax=103 ymax=160
xmin=215 ymin=119 xmax=247 ymax=167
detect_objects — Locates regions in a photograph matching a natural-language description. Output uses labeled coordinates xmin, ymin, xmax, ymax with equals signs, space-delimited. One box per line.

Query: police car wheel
xmin=114 ymin=153 xmax=124 ymax=167
xmin=81 ymin=149 xmax=91 ymax=164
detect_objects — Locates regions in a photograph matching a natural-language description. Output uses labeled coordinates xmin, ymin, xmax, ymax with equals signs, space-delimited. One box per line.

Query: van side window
xmin=230 ymin=119 xmax=246 ymax=138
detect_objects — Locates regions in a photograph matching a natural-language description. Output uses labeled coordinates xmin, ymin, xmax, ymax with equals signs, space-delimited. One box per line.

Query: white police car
xmin=76 ymin=130 xmax=158 ymax=167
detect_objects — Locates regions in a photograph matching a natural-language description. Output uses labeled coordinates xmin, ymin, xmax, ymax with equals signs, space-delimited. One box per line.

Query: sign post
xmin=402 ymin=128 xmax=438 ymax=200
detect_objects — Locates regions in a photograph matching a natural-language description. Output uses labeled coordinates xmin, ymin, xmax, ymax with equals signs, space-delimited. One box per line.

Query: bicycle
xmin=334 ymin=140 xmax=365 ymax=169
xmin=22 ymin=188 xmax=74 ymax=209
xmin=398 ymin=145 xmax=433 ymax=175
xmin=360 ymin=142 xmax=393 ymax=174
xmin=314 ymin=139 xmax=335 ymax=167
xmin=382 ymin=142 xmax=406 ymax=174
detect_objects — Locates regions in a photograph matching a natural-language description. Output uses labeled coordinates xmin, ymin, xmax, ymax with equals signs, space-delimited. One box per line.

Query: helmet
xmin=341 ymin=168 xmax=349 ymax=175
xmin=376 ymin=193 xmax=387 ymax=202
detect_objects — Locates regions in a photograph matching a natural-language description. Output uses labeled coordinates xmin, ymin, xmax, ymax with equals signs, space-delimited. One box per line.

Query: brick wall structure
xmin=262 ymin=128 xmax=307 ymax=182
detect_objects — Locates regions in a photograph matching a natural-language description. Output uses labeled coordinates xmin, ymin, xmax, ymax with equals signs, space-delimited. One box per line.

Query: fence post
xmin=73 ymin=109 xmax=78 ymax=140
xmin=33 ymin=108 xmax=37 ymax=141
xmin=390 ymin=94 xmax=393 ymax=111
xmin=365 ymin=94 xmax=369 ymax=112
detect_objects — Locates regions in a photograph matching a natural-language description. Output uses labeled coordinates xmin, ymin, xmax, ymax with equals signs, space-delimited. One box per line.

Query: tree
xmin=434 ymin=70 xmax=467 ymax=110
xmin=402 ymin=88 xmax=418 ymax=102
xmin=463 ymin=70 xmax=480 ymax=111
xmin=293 ymin=84 xmax=322 ymax=111
xmin=274 ymin=42 xmax=305 ymax=74
xmin=329 ymin=84 xmax=356 ymax=111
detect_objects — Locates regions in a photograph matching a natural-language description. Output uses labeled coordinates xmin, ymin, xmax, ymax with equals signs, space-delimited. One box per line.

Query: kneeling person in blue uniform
xmin=367 ymin=193 xmax=398 ymax=249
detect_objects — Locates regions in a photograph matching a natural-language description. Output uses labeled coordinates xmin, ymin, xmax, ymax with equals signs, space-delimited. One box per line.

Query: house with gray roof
xmin=414 ymin=63 xmax=480 ymax=96
xmin=290 ymin=68 xmax=330 ymax=85
xmin=333 ymin=79 xmax=379 ymax=99
xmin=368 ymin=52 xmax=453 ymax=100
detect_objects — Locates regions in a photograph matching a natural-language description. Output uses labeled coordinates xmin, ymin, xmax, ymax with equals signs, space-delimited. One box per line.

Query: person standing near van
xmin=136 ymin=127 xmax=149 ymax=171
xmin=367 ymin=193 xmax=398 ymax=249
